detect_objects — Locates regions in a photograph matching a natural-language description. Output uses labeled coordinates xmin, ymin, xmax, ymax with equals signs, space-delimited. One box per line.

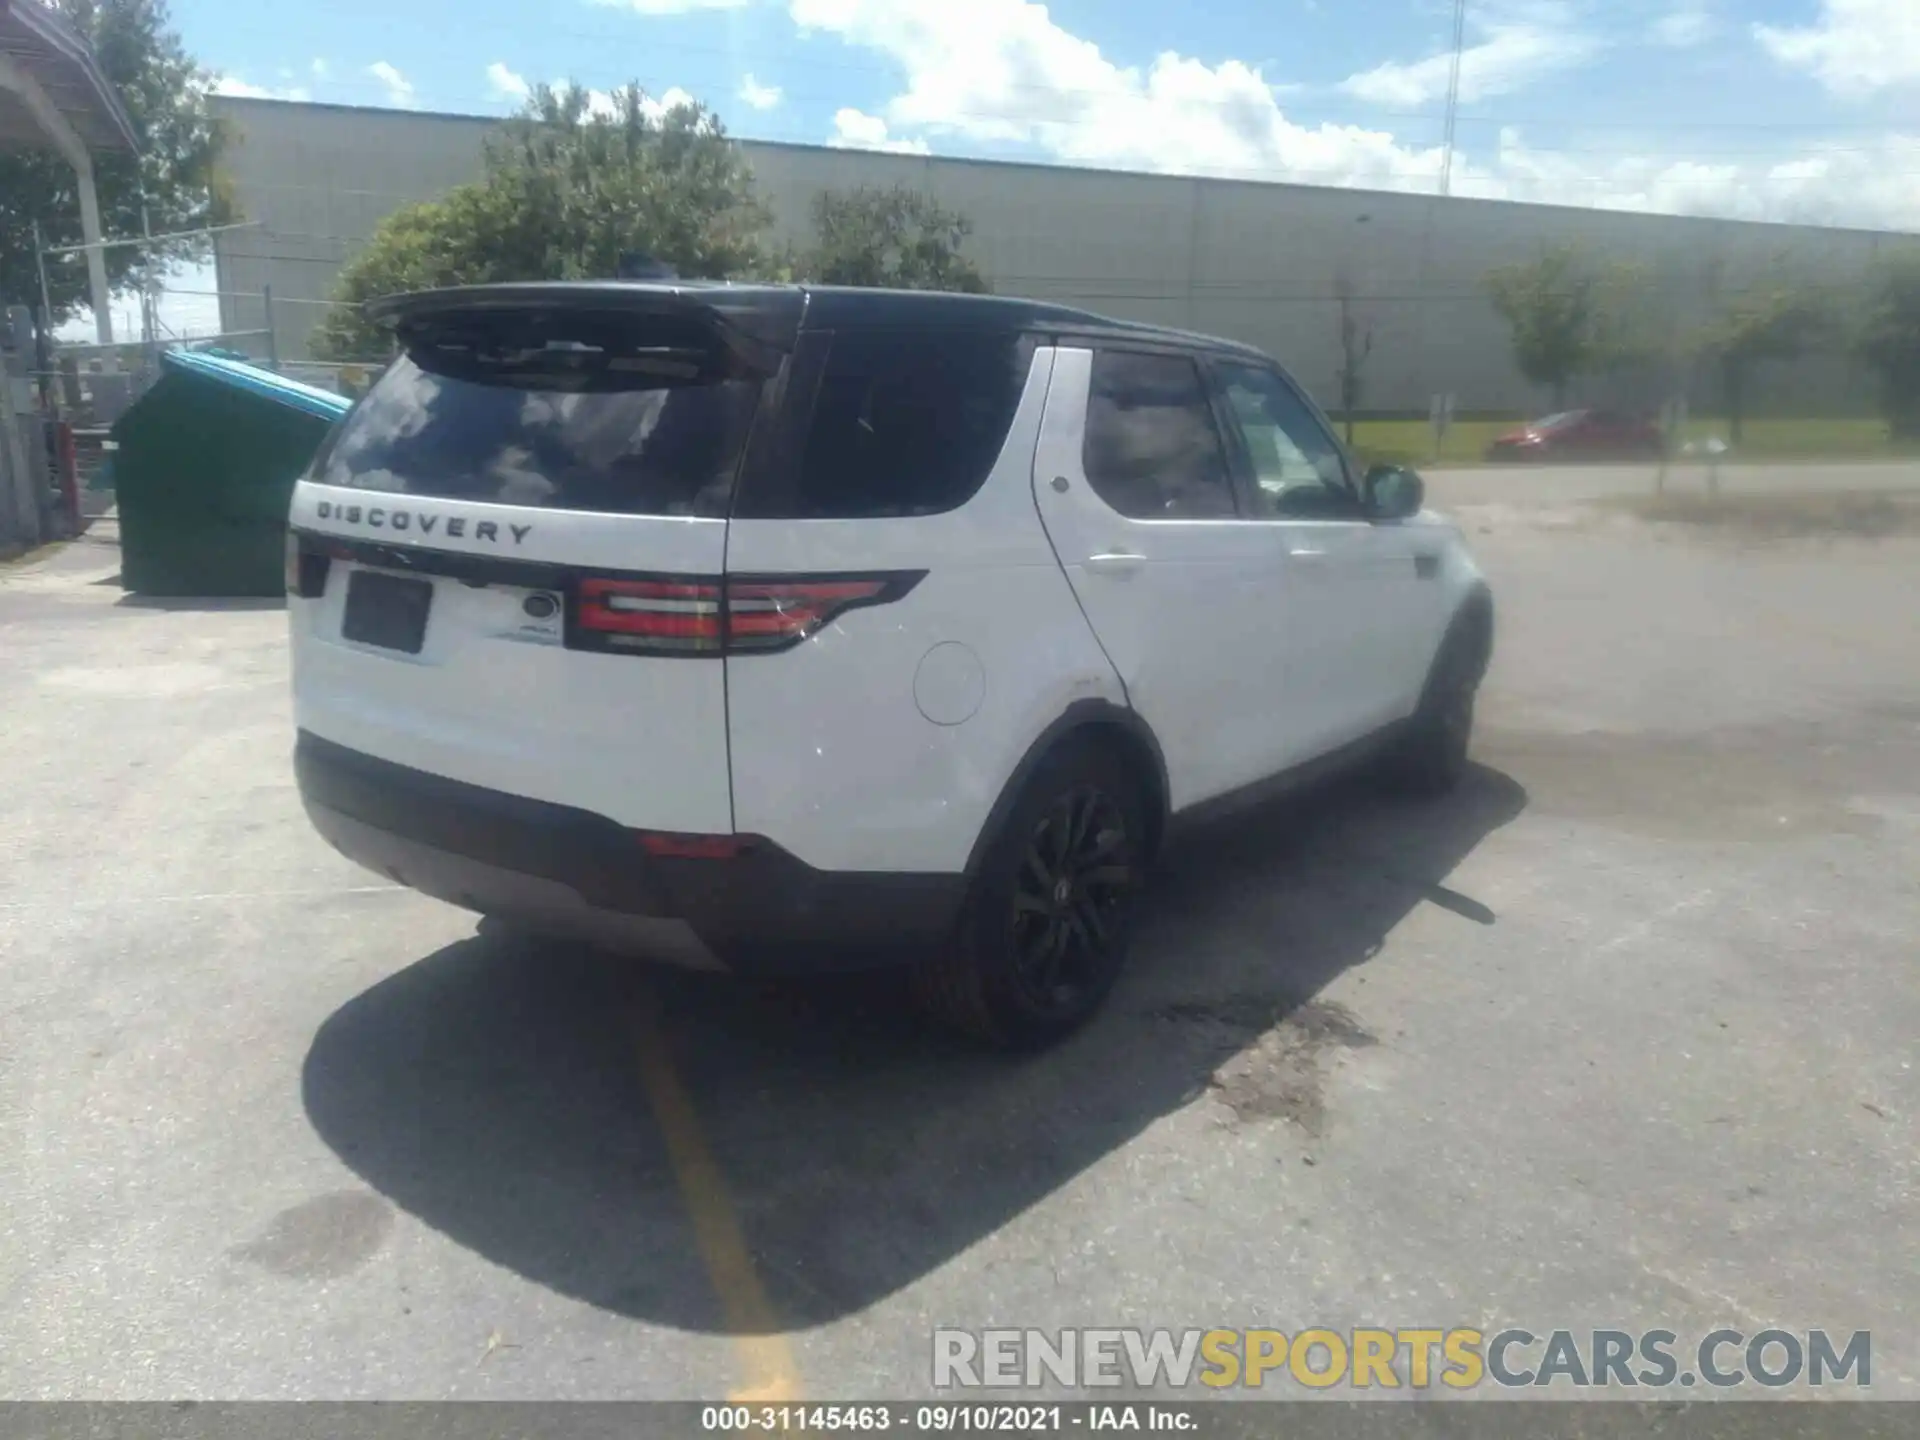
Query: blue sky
xmin=179 ymin=0 xmax=1918 ymax=231
xmin=68 ymin=0 xmax=1915 ymax=341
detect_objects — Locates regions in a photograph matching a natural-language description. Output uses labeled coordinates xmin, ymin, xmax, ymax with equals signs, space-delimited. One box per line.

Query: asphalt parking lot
xmin=2 ymin=463 xmax=1916 ymax=1402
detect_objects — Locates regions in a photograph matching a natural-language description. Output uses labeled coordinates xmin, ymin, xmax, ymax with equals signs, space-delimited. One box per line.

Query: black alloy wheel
xmin=914 ymin=741 xmax=1148 ymax=1048
xmin=1006 ymin=785 xmax=1135 ymax=1016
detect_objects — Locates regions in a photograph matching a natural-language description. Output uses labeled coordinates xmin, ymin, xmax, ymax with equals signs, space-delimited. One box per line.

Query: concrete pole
xmin=0 ymin=387 xmax=41 ymax=549
xmin=73 ymin=153 xmax=115 ymax=346
xmin=0 ymin=53 xmax=116 ymax=346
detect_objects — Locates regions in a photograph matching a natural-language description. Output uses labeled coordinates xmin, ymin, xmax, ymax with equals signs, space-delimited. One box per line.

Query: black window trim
xmin=730 ymin=325 xmax=1038 ymax=521
xmin=1080 ymin=342 xmax=1244 ymax=523
xmin=1203 ymin=356 xmax=1368 ymax=523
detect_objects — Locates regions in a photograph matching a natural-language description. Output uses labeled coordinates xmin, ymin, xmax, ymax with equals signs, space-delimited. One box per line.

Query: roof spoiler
xmin=367 ymin=283 xmax=803 ymax=375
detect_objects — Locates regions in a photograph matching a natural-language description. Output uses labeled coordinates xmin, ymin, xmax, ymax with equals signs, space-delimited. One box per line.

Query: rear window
xmin=313 ymin=329 xmax=764 ymax=519
xmin=737 ymin=327 xmax=1032 ymax=520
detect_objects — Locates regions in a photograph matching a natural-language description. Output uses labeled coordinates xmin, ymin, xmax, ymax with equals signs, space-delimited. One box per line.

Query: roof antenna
xmin=617 ymin=251 xmax=678 ymax=280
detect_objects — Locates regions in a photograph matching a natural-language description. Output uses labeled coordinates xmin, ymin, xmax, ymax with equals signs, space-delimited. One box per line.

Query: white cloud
xmin=642 ymin=86 xmax=700 ymax=121
xmin=487 ymin=62 xmax=530 ymax=101
xmin=1482 ymin=127 xmax=1920 ymax=230
xmin=788 ymin=0 xmax=1920 ymax=231
xmin=210 ymin=75 xmax=310 ymax=102
xmin=829 ymin=107 xmax=932 ymax=154
xmin=367 ymin=61 xmax=418 ymax=109
xmin=792 ymin=1 xmax=1446 ymax=183
xmin=1651 ymin=5 xmax=1716 ymax=48
xmin=210 ymin=76 xmax=273 ymax=99
xmin=311 ymin=58 xmax=330 ymax=79
xmin=1756 ymin=0 xmax=1920 ymax=93
xmin=739 ymin=74 xmax=784 ymax=110
xmin=1340 ymin=3 xmax=1599 ymax=107
xmin=550 ymin=82 xmax=701 ymax=123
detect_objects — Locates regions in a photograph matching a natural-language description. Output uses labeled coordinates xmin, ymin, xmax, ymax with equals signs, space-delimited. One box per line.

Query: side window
xmin=1214 ymin=363 xmax=1359 ymax=520
xmin=778 ymin=328 xmax=1030 ymax=519
xmin=1083 ymin=350 xmax=1237 ymax=520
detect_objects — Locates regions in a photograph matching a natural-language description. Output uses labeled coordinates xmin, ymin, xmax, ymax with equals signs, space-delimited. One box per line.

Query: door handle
xmin=1288 ymin=547 xmax=1330 ymax=561
xmin=1085 ymin=552 xmax=1147 ymax=576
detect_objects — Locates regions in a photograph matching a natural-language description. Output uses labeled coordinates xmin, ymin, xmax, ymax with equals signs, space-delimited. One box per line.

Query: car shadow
xmin=303 ymin=762 xmax=1526 ymax=1332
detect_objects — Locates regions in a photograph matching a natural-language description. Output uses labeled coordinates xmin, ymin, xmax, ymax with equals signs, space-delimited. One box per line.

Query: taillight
xmin=577 ymin=578 xmax=724 ymax=654
xmin=636 ymin=831 xmax=755 ymax=859
xmin=285 ymin=533 xmax=331 ymax=598
xmin=725 ymin=578 xmax=891 ymax=652
xmin=572 ymin=573 xmax=923 ymax=657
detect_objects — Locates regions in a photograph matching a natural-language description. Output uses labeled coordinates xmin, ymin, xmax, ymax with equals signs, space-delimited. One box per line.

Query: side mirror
xmin=1363 ymin=463 xmax=1425 ymax=520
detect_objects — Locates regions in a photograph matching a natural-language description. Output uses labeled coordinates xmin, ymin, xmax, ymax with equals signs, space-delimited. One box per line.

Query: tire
xmin=914 ymin=740 xmax=1149 ymax=1049
xmin=1382 ymin=622 xmax=1484 ymax=798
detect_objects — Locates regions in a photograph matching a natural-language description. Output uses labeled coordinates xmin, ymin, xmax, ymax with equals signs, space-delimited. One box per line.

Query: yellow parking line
xmin=632 ymin=981 xmax=804 ymax=1403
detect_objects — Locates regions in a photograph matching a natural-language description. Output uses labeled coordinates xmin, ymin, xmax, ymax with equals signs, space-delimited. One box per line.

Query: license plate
xmin=341 ymin=569 xmax=433 ymax=654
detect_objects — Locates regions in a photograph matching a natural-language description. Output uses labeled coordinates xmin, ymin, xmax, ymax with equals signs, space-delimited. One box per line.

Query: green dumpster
xmin=110 ymin=349 xmax=351 ymax=596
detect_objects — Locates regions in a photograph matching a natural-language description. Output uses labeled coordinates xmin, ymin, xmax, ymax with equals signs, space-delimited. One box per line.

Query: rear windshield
xmin=314 ymin=342 xmax=763 ymax=519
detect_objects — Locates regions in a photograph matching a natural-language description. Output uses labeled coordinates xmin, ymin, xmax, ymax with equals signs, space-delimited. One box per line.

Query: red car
xmin=1484 ymin=408 xmax=1665 ymax=462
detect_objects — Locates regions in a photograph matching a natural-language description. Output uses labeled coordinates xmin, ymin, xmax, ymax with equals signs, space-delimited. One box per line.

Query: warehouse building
xmin=207 ymin=95 xmax=1916 ymax=418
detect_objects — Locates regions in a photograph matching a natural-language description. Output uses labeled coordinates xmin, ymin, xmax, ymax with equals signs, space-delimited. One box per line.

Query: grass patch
xmin=1343 ymin=415 xmax=1918 ymax=468
xmin=1671 ymin=417 xmax=1910 ymax=459
xmin=1596 ymin=490 xmax=1920 ymax=539
xmin=1346 ymin=419 xmax=1510 ymax=468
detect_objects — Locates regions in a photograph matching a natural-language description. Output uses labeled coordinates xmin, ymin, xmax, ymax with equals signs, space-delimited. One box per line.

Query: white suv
xmin=288 ymin=283 xmax=1493 ymax=1046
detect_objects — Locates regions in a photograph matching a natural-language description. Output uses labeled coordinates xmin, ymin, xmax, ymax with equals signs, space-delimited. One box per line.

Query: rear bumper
xmin=294 ymin=731 xmax=966 ymax=973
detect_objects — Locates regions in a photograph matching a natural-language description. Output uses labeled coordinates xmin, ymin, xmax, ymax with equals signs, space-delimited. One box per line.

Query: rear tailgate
xmin=289 ymin=293 xmax=793 ymax=834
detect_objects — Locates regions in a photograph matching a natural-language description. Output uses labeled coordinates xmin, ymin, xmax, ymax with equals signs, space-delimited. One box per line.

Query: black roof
xmin=368 ymin=281 xmax=1270 ymax=360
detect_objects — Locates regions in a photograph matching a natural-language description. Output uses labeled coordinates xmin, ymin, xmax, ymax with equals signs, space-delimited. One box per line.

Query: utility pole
xmin=139 ymin=201 xmax=162 ymax=385
xmin=1439 ymin=0 xmax=1468 ymax=197
xmin=31 ymin=221 xmax=55 ymax=330
xmin=31 ymin=221 xmax=56 ymax=410
xmin=139 ymin=203 xmax=154 ymax=348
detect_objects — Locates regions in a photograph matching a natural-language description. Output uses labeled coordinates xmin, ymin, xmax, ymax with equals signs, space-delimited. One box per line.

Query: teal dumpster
xmin=110 ymin=350 xmax=351 ymax=596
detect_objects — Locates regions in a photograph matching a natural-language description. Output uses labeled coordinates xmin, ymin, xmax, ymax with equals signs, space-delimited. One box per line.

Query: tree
xmin=1484 ymin=243 xmax=1640 ymax=409
xmin=799 ymin=186 xmax=987 ymax=292
xmin=1332 ymin=274 xmax=1373 ymax=447
xmin=1858 ymin=251 xmax=1920 ymax=441
xmin=312 ymin=83 xmax=767 ymax=360
xmin=0 ymin=0 xmax=230 ymax=326
xmin=1694 ymin=280 xmax=1833 ymax=446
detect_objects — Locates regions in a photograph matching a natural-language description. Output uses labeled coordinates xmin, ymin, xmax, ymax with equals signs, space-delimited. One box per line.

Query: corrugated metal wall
xmin=209 ymin=96 xmax=1914 ymax=417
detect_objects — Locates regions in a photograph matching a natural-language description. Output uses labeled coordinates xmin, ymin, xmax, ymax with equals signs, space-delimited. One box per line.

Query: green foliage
xmin=1483 ymin=243 xmax=1641 ymax=407
xmin=312 ymin=83 xmax=768 ymax=360
xmin=0 ymin=0 xmax=231 ymax=325
xmin=1858 ymin=251 xmax=1920 ymax=439
xmin=1695 ymin=271 xmax=1835 ymax=443
xmin=799 ymin=186 xmax=988 ymax=293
